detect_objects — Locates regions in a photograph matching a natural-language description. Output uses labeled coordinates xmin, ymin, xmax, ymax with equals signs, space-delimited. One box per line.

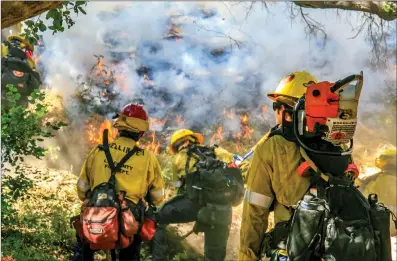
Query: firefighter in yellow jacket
xmin=76 ymin=103 xmax=165 ymax=261
xmin=152 ymin=129 xmax=247 ymax=261
xmin=360 ymin=149 xmax=397 ymax=237
xmin=238 ymin=71 xmax=318 ymax=261
xmin=2 ymin=32 xmax=42 ymax=108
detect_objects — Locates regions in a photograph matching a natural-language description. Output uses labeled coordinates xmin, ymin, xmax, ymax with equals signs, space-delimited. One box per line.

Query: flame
xmin=144 ymin=131 xmax=161 ymax=155
xmin=96 ymin=59 xmax=104 ymax=75
xmin=233 ymin=114 xmax=254 ymax=141
xmin=241 ymin=125 xmax=254 ymax=139
xmin=87 ymin=119 xmax=118 ymax=145
xmin=240 ymin=114 xmax=249 ymax=125
xmin=211 ymin=126 xmax=224 ymax=143
xmin=224 ymin=109 xmax=234 ymax=119
xmin=34 ymin=55 xmax=41 ymax=64
xmin=262 ymin=104 xmax=268 ymax=114
xmin=143 ymin=74 xmax=156 ymax=87
xmin=149 ymin=117 xmax=167 ymax=130
xmin=175 ymin=115 xmax=185 ymax=126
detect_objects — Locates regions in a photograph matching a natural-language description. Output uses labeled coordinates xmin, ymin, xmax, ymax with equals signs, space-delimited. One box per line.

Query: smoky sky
xmin=32 ymin=2 xmax=396 ymax=135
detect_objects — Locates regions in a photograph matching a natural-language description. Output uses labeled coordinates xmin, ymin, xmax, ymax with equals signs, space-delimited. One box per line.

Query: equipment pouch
xmin=119 ymin=199 xmax=139 ymax=238
xmin=184 ymin=171 xmax=201 ymax=201
xmin=70 ymin=215 xmax=85 ymax=243
xmin=197 ymin=203 xmax=232 ymax=226
xmin=287 ymin=194 xmax=326 ymax=261
xmin=269 ymin=221 xmax=290 ymax=250
xmin=368 ymin=194 xmax=392 ymax=261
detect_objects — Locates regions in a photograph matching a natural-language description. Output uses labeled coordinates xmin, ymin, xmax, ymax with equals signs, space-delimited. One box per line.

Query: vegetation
xmin=21 ymin=1 xmax=87 ymax=45
xmin=1 ymin=86 xmax=68 ymax=261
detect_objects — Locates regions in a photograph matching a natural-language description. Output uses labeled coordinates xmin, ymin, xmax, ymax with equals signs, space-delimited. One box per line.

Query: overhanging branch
xmin=294 ymin=1 xmax=397 ymax=21
xmin=1 ymin=1 xmax=63 ymax=29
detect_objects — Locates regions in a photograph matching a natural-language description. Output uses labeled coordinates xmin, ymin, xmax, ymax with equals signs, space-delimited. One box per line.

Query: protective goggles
xmin=272 ymin=101 xmax=292 ymax=111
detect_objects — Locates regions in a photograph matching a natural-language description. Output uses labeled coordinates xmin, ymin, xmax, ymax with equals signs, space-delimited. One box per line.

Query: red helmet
xmin=113 ymin=103 xmax=149 ymax=133
xmin=121 ymin=104 xmax=149 ymax=120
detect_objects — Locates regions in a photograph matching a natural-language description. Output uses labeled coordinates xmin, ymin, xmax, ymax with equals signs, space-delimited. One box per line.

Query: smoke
xmin=31 ymin=2 xmax=395 ymax=167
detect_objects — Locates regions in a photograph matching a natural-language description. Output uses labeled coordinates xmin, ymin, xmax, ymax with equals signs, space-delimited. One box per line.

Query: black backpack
xmin=1 ymin=37 xmax=42 ymax=107
xmin=286 ymin=147 xmax=396 ymax=261
xmin=183 ymin=145 xmax=244 ymax=207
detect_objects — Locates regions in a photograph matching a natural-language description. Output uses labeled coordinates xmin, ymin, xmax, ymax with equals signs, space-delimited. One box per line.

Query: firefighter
xmin=152 ymin=128 xmax=246 ymax=261
xmin=360 ymin=149 xmax=397 ymax=236
xmin=238 ymin=71 xmax=318 ymax=261
xmin=76 ymin=103 xmax=165 ymax=261
xmin=1 ymin=33 xmax=42 ymax=108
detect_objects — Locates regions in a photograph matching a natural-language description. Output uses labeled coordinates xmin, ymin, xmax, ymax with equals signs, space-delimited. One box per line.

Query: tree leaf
xmin=78 ymin=6 xmax=86 ymax=15
xmin=24 ymin=20 xmax=35 ymax=27
xmin=14 ymin=93 xmax=21 ymax=101
xmin=38 ymin=22 xmax=47 ymax=32
xmin=46 ymin=9 xmax=57 ymax=20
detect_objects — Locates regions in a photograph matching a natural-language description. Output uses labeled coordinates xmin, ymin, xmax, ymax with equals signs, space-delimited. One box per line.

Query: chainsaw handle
xmin=330 ymin=74 xmax=363 ymax=93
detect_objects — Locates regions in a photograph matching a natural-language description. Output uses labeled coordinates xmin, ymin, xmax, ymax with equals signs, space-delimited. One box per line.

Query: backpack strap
xmin=184 ymin=146 xmax=202 ymax=175
xmin=299 ymin=147 xmax=329 ymax=184
xmin=101 ymin=129 xmax=141 ymax=187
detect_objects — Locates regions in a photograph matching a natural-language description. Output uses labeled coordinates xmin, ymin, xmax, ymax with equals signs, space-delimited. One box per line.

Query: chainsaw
xmin=293 ymin=72 xmax=364 ymax=156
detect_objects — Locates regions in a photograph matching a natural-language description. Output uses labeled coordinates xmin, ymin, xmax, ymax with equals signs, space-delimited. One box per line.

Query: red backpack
xmin=80 ymin=129 xmax=141 ymax=250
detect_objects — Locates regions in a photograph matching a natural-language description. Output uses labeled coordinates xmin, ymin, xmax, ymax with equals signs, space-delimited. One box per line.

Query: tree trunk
xmin=294 ymin=1 xmax=397 ymax=21
xmin=1 ymin=1 xmax=63 ymax=29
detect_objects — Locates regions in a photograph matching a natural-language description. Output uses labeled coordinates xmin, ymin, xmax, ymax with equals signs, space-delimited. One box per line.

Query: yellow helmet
xmin=169 ymin=129 xmax=204 ymax=154
xmin=267 ymin=71 xmax=318 ymax=107
xmin=375 ymin=149 xmax=397 ymax=170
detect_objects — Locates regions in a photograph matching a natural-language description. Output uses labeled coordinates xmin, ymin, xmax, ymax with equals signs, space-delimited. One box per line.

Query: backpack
xmin=1 ymin=36 xmax=42 ymax=107
xmin=286 ymin=146 xmax=396 ymax=261
xmin=80 ymin=129 xmax=141 ymax=250
xmin=183 ymin=145 xmax=244 ymax=207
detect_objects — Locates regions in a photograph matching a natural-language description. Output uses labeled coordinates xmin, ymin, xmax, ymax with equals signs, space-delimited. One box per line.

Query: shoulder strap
xmin=101 ymin=129 xmax=141 ymax=187
xmin=184 ymin=146 xmax=203 ymax=175
xmin=299 ymin=147 xmax=329 ymax=184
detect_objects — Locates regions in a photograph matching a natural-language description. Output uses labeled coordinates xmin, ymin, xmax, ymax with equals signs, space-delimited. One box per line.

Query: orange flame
xmin=233 ymin=114 xmax=254 ymax=142
xmin=34 ymin=55 xmax=41 ymax=64
xmin=240 ymin=114 xmax=249 ymax=125
xmin=149 ymin=117 xmax=167 ymax=130
xmin=175 ymin=115 xmax=185 ymax=126
xmin=96 ymin=59 xmax=104 ymax=75
xmin=88 ymin=119 xmax=118 ymax=145
xmin=262 ymin=104 xmax=268 ymax=114
xmin=211 ymin=126 xmax=224 ymax=143
xmin=224 ymin=109 xmax=234 ymax=119
xmin=144 ymin=131 xmax=161 ymax=155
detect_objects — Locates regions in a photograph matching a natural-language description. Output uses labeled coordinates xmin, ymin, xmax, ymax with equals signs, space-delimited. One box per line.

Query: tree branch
xmin=1 ymin=1 xmax=63 ymax=29
xmin=294 ymin=1 xmax=397 ymax=21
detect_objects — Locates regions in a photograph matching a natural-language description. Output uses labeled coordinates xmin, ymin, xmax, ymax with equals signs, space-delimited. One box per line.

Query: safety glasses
xmin=272 ymin=101 xmax=283 ymax=111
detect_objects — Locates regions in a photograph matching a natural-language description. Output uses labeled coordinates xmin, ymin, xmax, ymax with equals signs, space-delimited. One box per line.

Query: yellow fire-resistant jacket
xmin=239 ymin=130 xmax=356 ymax=260
xmin=77 ymin=136 xmax=165 ymax=206
xmin=172 ymin=145 xmax=235 ymax=182
xmin=362 ymin=171 xmax=397 ymax=237
xmin=238 ymin=133 xmax=311 ymax=261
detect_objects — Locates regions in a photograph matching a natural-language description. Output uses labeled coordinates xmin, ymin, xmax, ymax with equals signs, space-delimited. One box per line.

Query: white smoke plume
xmin=29 ymin=2 xmax=395 ymax=164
